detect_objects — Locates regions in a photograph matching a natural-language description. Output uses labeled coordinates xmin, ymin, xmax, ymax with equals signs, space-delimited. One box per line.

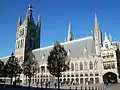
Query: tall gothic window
xmin=29 ymin=39 xmax=32 ymax=48
xmin=89 ymin=61 xmax=93 ymax=70
xmin=84 ymin=61 xmax=87 ymax=70
xmin=80 ymin=62 xmax=83 ymax=70
xmin=94 ymin=60 xmax=98 ymax=69
xmin=21 ymin=40 xmax=22 ymax=48
xmin=75 ymin=62 xmax=78 ymax=71
xmin=18 ymin=41 xmax=20 ymax=48
xmin=71 ymin=63 xmax=74 ymax=71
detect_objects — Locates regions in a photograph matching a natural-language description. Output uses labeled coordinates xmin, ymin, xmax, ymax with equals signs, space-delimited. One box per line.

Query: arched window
xmin=75 ymin=62 xmax=78 ymax=71
xmin=80 ymin=62 xmax=83 ymax=70
xmin=95 ymin=77 xmax=99 ymax=83
xmin=89 ymin=61 xmax=93 ymax=70
xmin=94 ymin=60 xmax=98 ymax=69
xmin=84 ymin=61 xmax=87 ymax=70
xmin=71 ymin=63 xmax=74 ymax=71
xmin=21 ymin=40 xmax=22 ymax=48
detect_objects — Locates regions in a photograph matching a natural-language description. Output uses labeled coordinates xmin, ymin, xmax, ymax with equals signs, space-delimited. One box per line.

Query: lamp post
xmin=41 ymin=66 xmax=45 ymax=88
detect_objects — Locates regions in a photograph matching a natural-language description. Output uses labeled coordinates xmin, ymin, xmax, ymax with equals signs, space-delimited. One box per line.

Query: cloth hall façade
xmin=1 ymin=5 xmax=120 ymax=85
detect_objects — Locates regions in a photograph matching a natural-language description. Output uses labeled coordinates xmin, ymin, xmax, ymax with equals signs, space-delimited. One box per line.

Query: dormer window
xmin=84 ymin=46 xmax=87 ymax=52
xmin=67 ymin=49 xmax=71 ymax=56
xmin=42 ymin=54 xmax=45 ymax=59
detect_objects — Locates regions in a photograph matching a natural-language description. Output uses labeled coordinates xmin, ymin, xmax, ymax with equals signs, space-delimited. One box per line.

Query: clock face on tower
xmin=19 ymin=28 xmax=24 ymax=36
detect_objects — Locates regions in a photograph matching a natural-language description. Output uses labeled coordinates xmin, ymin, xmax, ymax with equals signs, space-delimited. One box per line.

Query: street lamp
xmin=41 ymin=66 xmax=45 ymax=88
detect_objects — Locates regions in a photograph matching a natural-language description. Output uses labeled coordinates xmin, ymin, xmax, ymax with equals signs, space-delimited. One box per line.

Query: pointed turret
xmin=37 ymin=15 xmax=41 ymax=26
xmin=36 ymin=15 xmax=41 ymax=48
xmin=25 ymin=4 xmax=34 ymax=22
xmin=64 ymin=37 xmax=67 ymax=42
xmin=105 ymin=32 xmax=108 ymax=40
xmin=94 ymin=13 xmax=102 ymax=55
xmin=67 ymin=22 xmax=73 ymax=41
xmin=109 ymin=33 xmax=112 ymax=42
xmin=18 ymin=16 xmax=21 ymax=26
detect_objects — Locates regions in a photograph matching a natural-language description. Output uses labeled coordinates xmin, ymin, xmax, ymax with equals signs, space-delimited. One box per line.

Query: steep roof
xmin=32 ymin=36 xmax=95 ymax=63
xmin=0 ymin=56 xmax=10 ymax=64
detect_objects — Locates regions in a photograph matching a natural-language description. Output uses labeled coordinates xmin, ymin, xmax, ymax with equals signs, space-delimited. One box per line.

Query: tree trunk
xmin=29 ymin=77 xmax=31 ymax=87
xmin=19 ymin=74 xmax=20 ymax=86
xmin=15 ymin=75 xmax=17 ymax=86
xmin=26 ymin=76 xmax=27 ymax=84
xmin=4 ymin=77 xmax=6 ymax=84
xmin=58 ymin=75 xmax=60 ymax=90
xmin=10 ymin=77 xmax=13 ymax=85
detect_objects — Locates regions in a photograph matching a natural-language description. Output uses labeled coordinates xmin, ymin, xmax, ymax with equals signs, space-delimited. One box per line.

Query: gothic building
xmin=0 ymin=5 xmax=120 ymax=85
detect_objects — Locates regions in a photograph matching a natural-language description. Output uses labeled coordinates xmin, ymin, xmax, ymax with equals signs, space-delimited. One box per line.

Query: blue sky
xmin=0 ymin=0 xmax=120 ymax=57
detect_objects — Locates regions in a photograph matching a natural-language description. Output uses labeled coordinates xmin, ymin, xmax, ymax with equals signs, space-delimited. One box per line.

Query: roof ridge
xmin=33 ymin=36 xmax=93 ymax=52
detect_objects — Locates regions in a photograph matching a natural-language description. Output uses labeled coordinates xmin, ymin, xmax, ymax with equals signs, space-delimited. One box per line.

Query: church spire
xmin=94 ymin=13 xmax=102 ymax=55
xmin=67 ymin=22 xmax=73 ymax=41
xmin=18 ymin=16 xmax=21 ymax=26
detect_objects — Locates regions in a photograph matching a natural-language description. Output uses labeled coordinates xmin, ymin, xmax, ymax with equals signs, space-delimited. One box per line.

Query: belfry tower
xmin=94 ymin=14 xmax=102 ymax=55
xmin=15 ymin=4 xmax=41 ymax=63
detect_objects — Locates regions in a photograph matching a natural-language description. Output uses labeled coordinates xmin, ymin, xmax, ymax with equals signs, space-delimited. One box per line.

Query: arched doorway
xmin=103 ymin=72 xmax=118 ymax=84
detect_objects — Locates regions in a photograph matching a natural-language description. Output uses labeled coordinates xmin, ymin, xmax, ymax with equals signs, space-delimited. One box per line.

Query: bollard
xmin=101 ymin=86 xmax=102 ymax=90
xmin=89 ymin=86 xmax=91 ymax=90
xmin=76 ymin=87 xmax=77 ymax=90
xmin=85 ymin=86 xmax=87 ymax=90
xmin=70 ymin=87 xmax=71 ymax=90
xmin=81 ymin=86 xmax=82 ymax=90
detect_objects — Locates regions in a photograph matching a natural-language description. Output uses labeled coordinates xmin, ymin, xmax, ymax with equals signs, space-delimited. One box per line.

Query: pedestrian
xmin=48 ymin=81 xmax=50 ymax=88
xmin=45 ymin=82 xmax=48 ymax=88
xmin=36 ymin=82 xmax=38 ymax=87
xmin=54 ymin=83 xmax=57 ymax=88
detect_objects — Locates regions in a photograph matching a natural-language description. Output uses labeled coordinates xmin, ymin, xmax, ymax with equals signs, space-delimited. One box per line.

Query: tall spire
xmin=94 ymin=13 xmax=100 ymax=30
xmin=18 ymin=16 xmax=21 ymax=26
xmin=94 ymin=13 xmax=102 ymax=55
xmin=67 ymin=22 xmax=73 ymax=41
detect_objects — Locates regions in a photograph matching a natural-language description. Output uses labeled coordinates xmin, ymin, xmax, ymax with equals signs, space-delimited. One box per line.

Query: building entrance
xmin=103 ymin=72 xmax=118 ymax=84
